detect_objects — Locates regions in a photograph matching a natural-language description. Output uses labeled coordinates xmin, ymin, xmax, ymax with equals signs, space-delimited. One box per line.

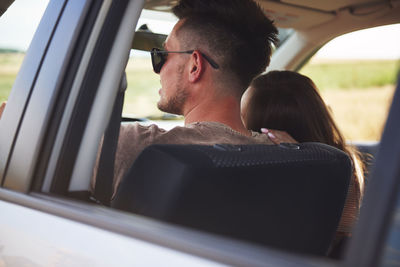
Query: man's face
xmin=157 ymin=20 xmax=189 ymax=115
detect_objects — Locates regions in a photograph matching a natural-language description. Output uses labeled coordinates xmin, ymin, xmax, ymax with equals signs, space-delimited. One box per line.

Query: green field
xmin=0 ymin=53 xmax=25 ymax=101
xmin=124 ymin=58 xmax=162 ymax=117
xmin=1 ymin=53 xmax=398 ymax=141
xmin=300 ymin=59 xmax=399 ymax=90
xmin=299 ymin=59 xmax=398 ymax=140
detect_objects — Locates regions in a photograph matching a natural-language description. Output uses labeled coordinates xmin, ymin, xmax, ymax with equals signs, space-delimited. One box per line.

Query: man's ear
xmin=188 ymin=50 xmax=204 ymax=82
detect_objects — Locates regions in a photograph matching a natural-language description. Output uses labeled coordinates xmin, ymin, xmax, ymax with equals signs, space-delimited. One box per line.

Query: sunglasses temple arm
xmin=201 ymin=53 xmax=219 ymax=69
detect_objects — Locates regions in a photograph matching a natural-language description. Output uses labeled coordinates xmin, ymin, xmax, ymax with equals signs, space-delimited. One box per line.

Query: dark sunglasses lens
xmin=151 ymin=49 xmax=165 ymax=74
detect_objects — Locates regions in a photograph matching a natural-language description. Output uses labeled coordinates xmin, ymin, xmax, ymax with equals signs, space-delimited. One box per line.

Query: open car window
xmin=299 ymin=24 xmax=400 ymax=142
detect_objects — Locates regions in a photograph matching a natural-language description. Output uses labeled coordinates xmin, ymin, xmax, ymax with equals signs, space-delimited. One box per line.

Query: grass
xmin=300 ymin=59 xmax=398 ymax=140
xmin=300 ymin=59 xmax=399 ymax=90
xmin=0 ymin=53 xmax=24 ymax=102
xmin=321 ymin=86 xmax=394 ymax=141
xmin=124 ymin=58 xmax=163 ymax=117
xmin=0 ymin=53 xmax=398 ymax=141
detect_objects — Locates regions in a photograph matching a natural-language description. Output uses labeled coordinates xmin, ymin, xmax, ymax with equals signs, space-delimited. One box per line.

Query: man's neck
xmin=183 ymin=96 xmax=250 ymax=136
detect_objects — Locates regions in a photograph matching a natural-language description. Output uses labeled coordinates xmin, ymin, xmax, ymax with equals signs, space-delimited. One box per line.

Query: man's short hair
xmin=172 ymin=0 xmax=278 ymax=95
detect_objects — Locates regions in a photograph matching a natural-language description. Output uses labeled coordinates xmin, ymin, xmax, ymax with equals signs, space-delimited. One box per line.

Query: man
xmin=94 ymin=0 xmax=279 ymax=197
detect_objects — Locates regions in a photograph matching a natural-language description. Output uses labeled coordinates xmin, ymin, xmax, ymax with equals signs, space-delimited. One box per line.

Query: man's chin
xmin=157 ymin=102 xmax=182 ymax=116
xmin=157 ymin=101 xmax=165 ymax=112
xmin=157 ymin=102 xmax=171 ymax=114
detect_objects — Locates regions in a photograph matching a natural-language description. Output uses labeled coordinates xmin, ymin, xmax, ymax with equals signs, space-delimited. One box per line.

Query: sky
xmin=0 ymin=0 xmax=49 ymax=51
xmin=316 ymin=24 xmax=400 ymax=60
xmin=0 ymin=0 xmax=399 ymax=60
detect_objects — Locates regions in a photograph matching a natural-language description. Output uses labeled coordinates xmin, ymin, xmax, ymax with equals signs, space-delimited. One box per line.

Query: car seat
xmin=112 ymin=143 xmax=352 ymax=256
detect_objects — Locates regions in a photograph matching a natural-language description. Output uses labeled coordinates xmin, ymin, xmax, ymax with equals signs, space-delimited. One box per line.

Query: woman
xmin=241 ymin=70 xmax=365 ymax=256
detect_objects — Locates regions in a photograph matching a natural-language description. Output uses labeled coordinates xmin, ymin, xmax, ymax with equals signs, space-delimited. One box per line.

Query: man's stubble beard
xmin=157 ymin=65 xmax=188 ymax=115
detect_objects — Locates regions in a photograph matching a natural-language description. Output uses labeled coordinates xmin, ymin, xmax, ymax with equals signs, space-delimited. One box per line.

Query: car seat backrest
xmin=112 ymin=143 xmax=352 ymax=256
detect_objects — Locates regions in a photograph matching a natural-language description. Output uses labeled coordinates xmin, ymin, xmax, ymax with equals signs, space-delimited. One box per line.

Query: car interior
xmin=0 ymin=0 xmax=399 ymax=265
xmin=86 ymin=0 xmax=399 ymax=260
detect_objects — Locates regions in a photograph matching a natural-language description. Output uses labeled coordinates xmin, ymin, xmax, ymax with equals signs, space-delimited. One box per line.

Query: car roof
xmin=144 ymin=0 xmax=400 ymax=31
xmin=143 ymin=0 xmax=400 ymax=71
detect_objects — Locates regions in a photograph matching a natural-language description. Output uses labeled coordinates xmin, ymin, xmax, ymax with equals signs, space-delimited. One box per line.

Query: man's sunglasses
xmin=150 ymin=48 xmax=219 ymax=74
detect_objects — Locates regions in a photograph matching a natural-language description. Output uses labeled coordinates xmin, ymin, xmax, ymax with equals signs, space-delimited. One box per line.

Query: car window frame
xmin=0 ymin=0 xmax=67 ymax=189
xmin=48 ymin=0 xmax=133 ymax=195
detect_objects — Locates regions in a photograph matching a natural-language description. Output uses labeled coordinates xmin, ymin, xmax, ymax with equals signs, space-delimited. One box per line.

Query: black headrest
xmin=112 ymin=143 xmax=352 ymax=256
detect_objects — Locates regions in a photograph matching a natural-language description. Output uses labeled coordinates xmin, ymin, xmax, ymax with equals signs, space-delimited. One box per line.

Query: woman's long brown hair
xmin=244 ymin=70 xmax=364 ymax=207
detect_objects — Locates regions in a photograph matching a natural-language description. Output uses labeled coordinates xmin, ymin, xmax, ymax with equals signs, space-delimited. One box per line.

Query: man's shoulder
xmin=169 ymin=121 xmax=272 ymax=145
xmin=120 ymin=122 xmax=167 ymax=140
xmin=119 ymin=121 xmax=272 ymax=145
xmin=121 ymin=122 xmax=166 ymax=132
